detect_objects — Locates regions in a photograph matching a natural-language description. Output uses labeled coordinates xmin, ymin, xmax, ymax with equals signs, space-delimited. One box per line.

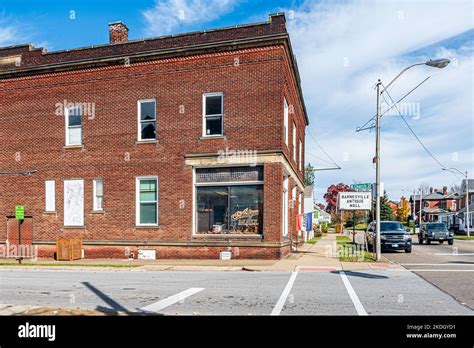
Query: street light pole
xmin=375 ymin=79 xmax=382 ymax=262
xmin=372 ymin=58 xmax=450 ymax=262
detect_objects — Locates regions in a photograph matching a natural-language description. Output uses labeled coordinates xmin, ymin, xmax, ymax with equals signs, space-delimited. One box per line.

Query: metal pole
xmin=18 ymin=220 xmax=22 ymax=264
xmin=353 ymin=210 xmax=356 ymax=244
xmin=466 ymin=171 xmax=470 ymax=238
xmin=419 ymin=188 xmax=423 ymax=227
xmin=412 ymin=190 xmax=416 ymax=232
xmin=375 ymin=80 xmax=382 ymax=262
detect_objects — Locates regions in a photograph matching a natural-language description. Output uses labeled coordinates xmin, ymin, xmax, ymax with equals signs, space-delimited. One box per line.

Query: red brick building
xmin=0 ymin=14 xmax=308 ymax=260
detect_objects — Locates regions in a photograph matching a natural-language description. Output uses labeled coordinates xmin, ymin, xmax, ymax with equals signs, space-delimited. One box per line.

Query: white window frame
xmin=93 ymin=179 xmax=104 ymax=211
xmin=284 ymin=98 xmax=289 ymax=147
xmin=65 ymin=105 xmax=82 ymax=146
xmin=293 ymin=123 xmax=297 ymax=162
xmin=136 ymin=176 xmax=159 ymax=226
xmin=299 ymin=139 xmax=303 ymax=171
xmin=45 ymin=180 xmax=56 ymax=212
xmin=283 ymin=176 xmax=289 ymax=236
xmin=137 ymin=99 xmax=157 ymax=141
xmin=202 ymin=92 xmax=224 ymax=137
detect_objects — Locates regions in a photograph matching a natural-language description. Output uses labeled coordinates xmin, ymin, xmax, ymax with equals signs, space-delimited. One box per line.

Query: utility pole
xmin=375 ymin=79 xmax=381 ymax=262
xmin=419 ymin=187 xmax=423 ymax=227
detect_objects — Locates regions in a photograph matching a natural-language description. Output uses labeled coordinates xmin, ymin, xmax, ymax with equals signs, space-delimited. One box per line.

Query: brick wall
xmin=0 ymin=44 xmax=305 ymax=259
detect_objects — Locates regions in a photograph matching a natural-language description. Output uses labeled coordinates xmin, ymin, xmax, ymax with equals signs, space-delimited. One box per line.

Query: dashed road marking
xmin=140 ymin=287 xmax=204 ymax=313
xmin=271 ymin=271 xmax=298 ymax=315
xmin=339 ymin=271 xmax=367 ymax=316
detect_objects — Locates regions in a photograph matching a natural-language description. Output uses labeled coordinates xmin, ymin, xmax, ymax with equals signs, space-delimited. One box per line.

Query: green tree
xmin=304 ymin=163 xmax=315 ymax=186
xmin=380 ymin=193 xmax=394 ymax=221
xmin=369 ymin=192 xmax=394 ymax=222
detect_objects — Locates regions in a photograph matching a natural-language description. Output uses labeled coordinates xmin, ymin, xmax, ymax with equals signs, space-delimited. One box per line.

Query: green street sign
xmin=15 ymin=205 xmax=24 ymax=220
xmin=351 ymin=183 xmax=372 ymax=191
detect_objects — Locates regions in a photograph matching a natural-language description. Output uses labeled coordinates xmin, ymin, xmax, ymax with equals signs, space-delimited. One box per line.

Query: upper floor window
xmin=284 ymin=98 xmax=289 ymax=146
xmin=293 ymin=123 xmax=297 ymax=162
xmin=65 ymin=105 xmax=82 ymax=146
xmin=203 ymin=93 xmax=224 ymax=136
xmin=299 ymin=139 xmax=303 ymax=171
xmin=138 ymin=99 xmax=156 ymax=141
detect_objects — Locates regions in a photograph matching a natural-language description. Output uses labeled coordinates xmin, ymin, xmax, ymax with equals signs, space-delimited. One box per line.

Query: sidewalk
xmin=0 ymin=233 xmax=399 ymax=272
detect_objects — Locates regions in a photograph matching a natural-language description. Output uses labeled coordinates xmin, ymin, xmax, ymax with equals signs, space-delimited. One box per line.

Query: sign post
xmin=15 ymin=205 xmax=24 ymax=264
xmin=338 ymin=192 xmax=372 ymax=245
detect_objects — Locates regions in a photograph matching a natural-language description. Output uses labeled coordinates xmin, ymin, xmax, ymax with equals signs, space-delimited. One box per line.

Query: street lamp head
xmin=425 ymin=58 xmax=450 ymax=68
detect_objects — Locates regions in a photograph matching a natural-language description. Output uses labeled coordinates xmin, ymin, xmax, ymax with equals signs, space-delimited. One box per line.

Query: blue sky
xmin=1 ymin=0 xmax=473 ymax=204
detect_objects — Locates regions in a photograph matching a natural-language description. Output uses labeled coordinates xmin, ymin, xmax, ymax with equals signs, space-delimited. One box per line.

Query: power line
xmin=306 ymin=128 xmax=341 ymax=170
xmin=356 ymin=76 xmax=431 ymax=132
xmin=379 ymin=82 xmax=447 ymax=170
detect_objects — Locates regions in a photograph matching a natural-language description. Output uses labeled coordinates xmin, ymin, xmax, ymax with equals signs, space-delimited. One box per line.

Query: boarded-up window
xmin=45 ymin=180 xmax=55 ymax=212
xmin=64 ymin=179 xmax=84 ymax=226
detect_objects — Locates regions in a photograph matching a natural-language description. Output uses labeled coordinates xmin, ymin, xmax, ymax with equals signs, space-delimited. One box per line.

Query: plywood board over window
xmin=64 ymin=179 xmax=84 ymax=226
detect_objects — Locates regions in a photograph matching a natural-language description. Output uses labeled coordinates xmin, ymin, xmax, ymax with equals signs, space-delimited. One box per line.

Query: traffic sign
xmin=15 ymin=205 xmax=24 ymax=220
xmin=351 ymin=183 xmax=372 ymax=191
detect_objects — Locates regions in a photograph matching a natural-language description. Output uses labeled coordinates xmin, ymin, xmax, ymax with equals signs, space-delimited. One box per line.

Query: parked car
xmin=366 ymin=221 xmax=412 ymax=253
xmin=418 ymin=222 xmax=454 ymax=245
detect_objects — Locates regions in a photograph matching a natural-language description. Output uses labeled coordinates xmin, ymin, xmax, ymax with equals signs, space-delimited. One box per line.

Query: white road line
xmin=433 ymin=253 xmax=474 ymax=256
xmin=388 ymin=269 xmax=474 ymax=272
xmin=401 ymin=263 xmax=474 ymax=266
xmin=140 ymin=287 xmax=204 ymax=313
xmin=339 ymin=271 xmax=367 ymax=316
xmin=271 ymin=271 xmax=298 ymax=316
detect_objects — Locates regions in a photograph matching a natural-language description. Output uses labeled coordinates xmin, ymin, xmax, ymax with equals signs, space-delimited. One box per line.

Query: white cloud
xmin=285 ymin=0 xmax=473 ymax=203
xmin=143 ymin=0 xmax=238 ymax=36
xmin=0 ymin=18 xmax=20 ymax=46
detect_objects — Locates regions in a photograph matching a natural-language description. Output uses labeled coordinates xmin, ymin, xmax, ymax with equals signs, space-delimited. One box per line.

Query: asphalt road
xmin=0 ymin=267 xmax=472 ymax=315
xmin=382 ymin=237 xmax=474 ymax=310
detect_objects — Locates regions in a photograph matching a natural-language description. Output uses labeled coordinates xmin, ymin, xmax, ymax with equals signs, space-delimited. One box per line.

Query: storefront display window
xmin=195 ymin=167 xmax=263 ymax=235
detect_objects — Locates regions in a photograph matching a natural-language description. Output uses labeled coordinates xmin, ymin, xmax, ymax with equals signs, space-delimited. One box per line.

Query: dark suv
xmin=419 ymin=222 xmax=454 ymax=245
xmin=366 ymin=221 xmax=412 ymax=253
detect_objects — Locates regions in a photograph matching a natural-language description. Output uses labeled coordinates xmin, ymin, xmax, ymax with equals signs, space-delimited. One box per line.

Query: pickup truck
xmin=418 ymin=222 xmax=454 ymax=245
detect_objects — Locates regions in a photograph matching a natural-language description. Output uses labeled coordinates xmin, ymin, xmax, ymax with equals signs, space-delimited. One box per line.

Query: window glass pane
xmin=196 ymin=186 xmax=229 ymax=233
xmin=205 ymin=95 xmax=222 ymax=115
xmin=96 ymin=196 xmax=103 ymax=210
xmin=205 ymin=116 xmax=222 ymax=135
xmin=139 ymin=179 xmax=157 ymax=202
xmin=229 ymin=185 xmax=263 ymax=234
xmin=68 ymin=127 xmax=82 ymax=145
xmin=68 ymin=107 xmax=82 ymax=126
xmin=140 ymin=180 xmax=156 ymax=191
xmin=140 ymin=203 xmax=157 ymax=224
xmin=95 ymin=180 xmax=103 ymax=196
xmin=140 ymin=101 xmax=156 ymax=120
xmin=141 ymin=121 xmax=156 ymax=139
xmin=140 ymin=191 xmax=157 ymax=202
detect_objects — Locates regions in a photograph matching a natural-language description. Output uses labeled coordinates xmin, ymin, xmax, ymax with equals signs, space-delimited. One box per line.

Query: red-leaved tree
xmin=323 ymin=183 xmax=352 ymax=215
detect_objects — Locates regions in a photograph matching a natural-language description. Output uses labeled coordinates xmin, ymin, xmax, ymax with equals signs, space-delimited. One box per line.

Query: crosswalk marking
xmin=140 ymin=287 xmax=204 ymax=313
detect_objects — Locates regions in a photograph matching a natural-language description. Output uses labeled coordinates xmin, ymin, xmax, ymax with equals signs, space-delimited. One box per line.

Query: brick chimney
xmin=442 ymin=186 xmax=448 ymax=195
xmin=429 ymin=187 xmax=434 ymax=194
xmin=109 ymin=21 xmax=128 ymax=44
